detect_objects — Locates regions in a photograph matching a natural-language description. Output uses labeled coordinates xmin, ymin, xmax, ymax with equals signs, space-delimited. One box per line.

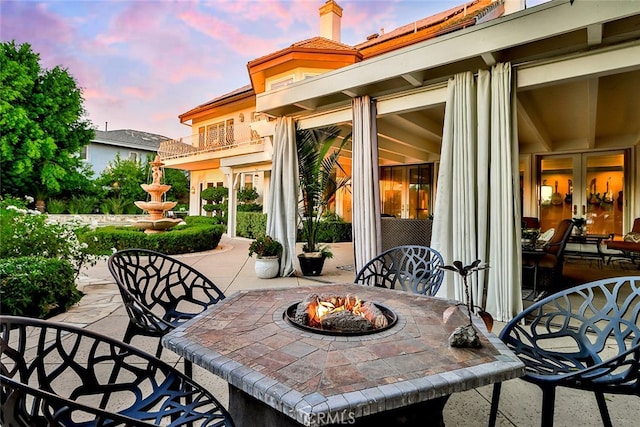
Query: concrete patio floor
xmin=51 ymin=235 xmax=639 ymax=427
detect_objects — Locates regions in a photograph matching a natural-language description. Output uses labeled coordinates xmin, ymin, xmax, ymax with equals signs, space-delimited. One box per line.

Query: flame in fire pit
xmin=307 ymin=294 xmax=364 ymax=327
xmin=287 ymin=293 xmax=395 ymax=335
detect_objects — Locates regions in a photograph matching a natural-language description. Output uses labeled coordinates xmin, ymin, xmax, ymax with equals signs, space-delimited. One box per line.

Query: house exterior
xmin=86 ymin=129 xmax=167 ymax=173
xmin=159 ymin=0 xmax=640 ymax=319
xmin=160 ymin=0 xmax=501 ymax=230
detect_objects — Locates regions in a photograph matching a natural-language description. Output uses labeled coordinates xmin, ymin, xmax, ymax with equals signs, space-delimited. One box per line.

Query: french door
xmin=380 ymin=164 xmax=433 ymax=219
xmin=538 ymin=151 xmax=626 ymax=236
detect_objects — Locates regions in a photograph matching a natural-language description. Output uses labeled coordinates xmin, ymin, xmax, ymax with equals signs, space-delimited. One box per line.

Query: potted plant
xmin=296 ymin=125 xmax=350 ymax=276
xmin=248 ymin=235 xmax=283 ymax=279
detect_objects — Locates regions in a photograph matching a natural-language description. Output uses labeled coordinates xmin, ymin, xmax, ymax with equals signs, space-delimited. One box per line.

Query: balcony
xmin=158 ymin=120 xmax=269 ymax=168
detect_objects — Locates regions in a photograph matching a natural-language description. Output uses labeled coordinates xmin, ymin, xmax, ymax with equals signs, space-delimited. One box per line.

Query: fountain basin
xmin=134 ymin=201 xmax=177 ymax=211
xmin=141 ymin=183 xmax=172 ymax=193
xmin=132 ymin=218 xmax=183 ymax=233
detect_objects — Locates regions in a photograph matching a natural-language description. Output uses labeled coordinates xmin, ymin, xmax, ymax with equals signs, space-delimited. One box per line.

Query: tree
xmin=0 ymin=41 xmax=94 ymax=198
xmin=162 ymin=168 xmax=190 ymax=204
xmin=95 ymin=154 xmax=147 ymax=203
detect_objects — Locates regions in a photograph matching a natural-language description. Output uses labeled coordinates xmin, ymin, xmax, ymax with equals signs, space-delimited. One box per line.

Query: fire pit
xmin=284 ymin=293 xmax=397 ymax=335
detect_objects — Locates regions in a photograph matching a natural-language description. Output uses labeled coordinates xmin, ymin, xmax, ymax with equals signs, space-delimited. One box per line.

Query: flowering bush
xmin=0 ymin=196 xmax=101 ymax=278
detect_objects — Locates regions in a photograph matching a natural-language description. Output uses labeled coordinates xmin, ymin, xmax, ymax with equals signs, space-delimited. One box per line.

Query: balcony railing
xmin=158 ymin=120 xmax=266 ymax=161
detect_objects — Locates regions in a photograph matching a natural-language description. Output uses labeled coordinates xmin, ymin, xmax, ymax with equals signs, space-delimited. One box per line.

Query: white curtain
xmin=266 ymin=117 xmax=298 ymax=277
xmin=433 ymin=63 xmax=522 ymax=322
xmin=432 ymin=72 xmax=480 ymax=305
xmin=485 ymin=63 xmax=522 ymax=321
xmin=352 ymin=96 xmax=381 ymax=272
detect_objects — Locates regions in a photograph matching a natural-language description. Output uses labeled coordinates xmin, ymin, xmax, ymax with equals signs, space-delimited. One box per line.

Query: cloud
xmin=178 ymin=8 xmax=280 ymax=58
xmin=123 ymin=86 xmax=153 ymax=99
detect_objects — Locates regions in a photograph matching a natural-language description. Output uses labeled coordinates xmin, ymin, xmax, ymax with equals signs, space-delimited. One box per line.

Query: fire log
xmin=360 ymin=301 xmax=388 ymax=329
xmin=320 ymin=310 xmax=373 ymax=332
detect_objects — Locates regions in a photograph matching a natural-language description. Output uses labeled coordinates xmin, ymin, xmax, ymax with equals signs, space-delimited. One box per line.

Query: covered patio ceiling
xmin=256 ymin=1 xmax=640 ymax=165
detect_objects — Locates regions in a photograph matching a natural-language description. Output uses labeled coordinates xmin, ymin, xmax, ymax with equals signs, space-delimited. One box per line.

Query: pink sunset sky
xmin=1 ymin=0 xmax=550 ymax=139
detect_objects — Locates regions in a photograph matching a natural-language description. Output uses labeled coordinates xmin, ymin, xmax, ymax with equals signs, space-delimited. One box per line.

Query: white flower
xmin=25 ymin=195 xmax=34 ymax=203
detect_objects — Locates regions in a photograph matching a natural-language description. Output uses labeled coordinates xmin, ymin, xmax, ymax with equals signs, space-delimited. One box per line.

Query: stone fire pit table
xmin=162 ymin=283 xmax=524 ymax=427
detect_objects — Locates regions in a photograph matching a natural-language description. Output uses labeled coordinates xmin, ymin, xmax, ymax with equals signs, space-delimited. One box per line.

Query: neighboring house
xmin=85 ymin=129 xmax=168 ymax=173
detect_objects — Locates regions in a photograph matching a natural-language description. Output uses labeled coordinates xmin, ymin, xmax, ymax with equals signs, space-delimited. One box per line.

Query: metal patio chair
xmin=108 ymin=249 xmax=226 ymax=377
xmin=354 ymin=245 xmax=445 ymax=296
xmin=0 ymin=315 xmax=234 ymax=427
xmin=488 ymin=276 xmax=640 ymax=427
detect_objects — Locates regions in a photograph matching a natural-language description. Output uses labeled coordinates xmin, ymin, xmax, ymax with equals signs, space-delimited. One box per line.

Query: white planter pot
xmin=254 ymin=256 xmax=280 ymax=279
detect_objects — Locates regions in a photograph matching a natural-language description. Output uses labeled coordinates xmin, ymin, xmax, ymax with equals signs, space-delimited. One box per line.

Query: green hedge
xmin=79 ymin=221 xmax=225 ymax=255
xmin=236 ymin=212 xmax=267 ymax=238
xmin=299 ymin=221 xmax=352 ymax=243
xmin=0 ymin=257 xmax=81 ymax=318
xmin=236 ymin=212 xmax=352 ymax=243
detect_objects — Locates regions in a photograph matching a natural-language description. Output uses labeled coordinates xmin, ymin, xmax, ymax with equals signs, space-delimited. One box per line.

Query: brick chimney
xmin=319 ymin=0 xmax=342 ymax=42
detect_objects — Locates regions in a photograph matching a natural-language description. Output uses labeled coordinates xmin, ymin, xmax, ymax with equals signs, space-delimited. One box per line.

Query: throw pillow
xmin=623 ymin=232 xmax=640 ymax=244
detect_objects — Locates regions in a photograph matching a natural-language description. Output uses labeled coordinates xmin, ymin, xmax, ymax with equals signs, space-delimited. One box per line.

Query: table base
xmin=228 ymin=384 xmax=449 ymax=427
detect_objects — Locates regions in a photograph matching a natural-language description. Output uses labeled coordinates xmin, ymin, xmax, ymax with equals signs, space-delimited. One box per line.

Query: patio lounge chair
xmin=605 ymin=218 xmax=640 ymax=265
xmin=522 ymin=218 xmax=574 ymax=296
xmin=354 ymin=245 xmax=445 ymax=296
xmin=0 ymin=315 xmax=234 ymax=426
xmin=488 ymin=276 xmax=640 ymax=427
xmin=108 ymin=248 xmax=226 ymax=377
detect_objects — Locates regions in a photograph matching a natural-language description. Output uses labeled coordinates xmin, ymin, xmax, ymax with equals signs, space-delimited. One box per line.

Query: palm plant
xmin=296 ymin=125 xmax=350 ymax=257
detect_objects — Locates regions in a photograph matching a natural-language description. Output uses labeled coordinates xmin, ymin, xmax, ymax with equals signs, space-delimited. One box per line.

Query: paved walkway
xmin=51 ymin=235 xmax=638 ymax=427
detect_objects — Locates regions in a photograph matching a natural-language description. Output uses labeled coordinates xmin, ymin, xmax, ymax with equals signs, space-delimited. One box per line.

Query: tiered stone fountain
xmin=133 ymin=155 xmax=182 ymax=233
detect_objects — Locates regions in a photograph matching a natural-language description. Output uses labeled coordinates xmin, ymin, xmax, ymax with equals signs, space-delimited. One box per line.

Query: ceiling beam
xmin=481 ymin=51 xmax=498 ymax=66
xmin=587 ymin=23 xmax=603 ymax=46
xmin=517 ymin=95 xmax=552 ymax=152
xmin=375 ymin=123 xmax=437 ymax=160
xmin=400 ymin=72 xmax=423 ymax=87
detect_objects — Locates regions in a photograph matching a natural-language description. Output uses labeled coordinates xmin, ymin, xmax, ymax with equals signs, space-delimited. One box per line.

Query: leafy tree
xmin=95 ymin=154 xmax=147 ymax=203
xmin=0 ymin=41 xmax=94 ymax=198
xmin=162 ymin=168 xmax=190 ymax=204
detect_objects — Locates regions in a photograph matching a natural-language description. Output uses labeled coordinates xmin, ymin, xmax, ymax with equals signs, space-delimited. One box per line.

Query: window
xmin=80 ymin=145 xmax=88 ymax=161
xmin=129 ymin=152 xmax=138 ymax=162
xmin=198 ymin=127 xmax=205 ymax=148
xmin=206 ymin=119 xmax=235 ymax=147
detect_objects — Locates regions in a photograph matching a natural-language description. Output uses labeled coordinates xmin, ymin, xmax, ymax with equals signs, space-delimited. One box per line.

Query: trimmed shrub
xmin=79 ymin=222 xmax=225 ymax=255
xmin=237 ymin=203 xmax=263 ymax=212
xmin=0 ymin=256 xmax=81 ymax=318
xmin=236 ymin=212 xmax=267 ymax=238
xmin=298 ymin=221 xmax=352 ymax=243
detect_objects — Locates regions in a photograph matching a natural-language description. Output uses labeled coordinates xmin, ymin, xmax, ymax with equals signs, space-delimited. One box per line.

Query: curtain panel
xmin=433 ymin=63 xmax=522 ymax=322
xmin=352 ymin=96 xmax=381 ymax=272
xmin=266 ymin=117 xmax=299 ymax=277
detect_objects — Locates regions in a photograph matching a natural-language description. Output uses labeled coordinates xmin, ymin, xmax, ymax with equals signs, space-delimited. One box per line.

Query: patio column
xmin=352 ymin=96 xmax=381 ymax=272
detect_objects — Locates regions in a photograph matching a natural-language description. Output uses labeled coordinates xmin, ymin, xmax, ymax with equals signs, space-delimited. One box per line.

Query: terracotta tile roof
xmin=292 ymin=36 xmax=355 ymax=51
xmin=248 ymin=36 xmax=358 ymax=68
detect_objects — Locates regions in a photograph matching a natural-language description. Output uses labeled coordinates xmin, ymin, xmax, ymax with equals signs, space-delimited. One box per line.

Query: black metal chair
xmin=354 ymin=245 xmax=445 ymax=296
xmin=0 ymin=315 xmax=234 ymax=426
xmin=489 ymin=276 xmax=640 ymax=427
xmin=108 ymin=249 xmax=226 ymax=377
